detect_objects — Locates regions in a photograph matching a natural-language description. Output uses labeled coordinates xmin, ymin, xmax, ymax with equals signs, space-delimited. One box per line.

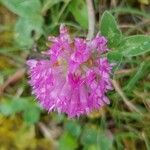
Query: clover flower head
xmin=27 ymin=25 xmax=113 ymax=117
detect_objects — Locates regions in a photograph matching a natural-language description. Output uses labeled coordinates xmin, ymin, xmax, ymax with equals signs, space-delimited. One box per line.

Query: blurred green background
xmin=0 ymin=0 xmax=150 ymax=149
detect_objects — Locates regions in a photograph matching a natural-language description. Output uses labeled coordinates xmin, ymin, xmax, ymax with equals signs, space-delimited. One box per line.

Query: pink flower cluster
xmin=27 ymin=25 xmax=113 ymax=117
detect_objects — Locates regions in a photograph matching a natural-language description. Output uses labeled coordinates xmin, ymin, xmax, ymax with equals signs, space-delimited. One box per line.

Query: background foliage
xmin=0 ymin=0 xmax=150 ymax=149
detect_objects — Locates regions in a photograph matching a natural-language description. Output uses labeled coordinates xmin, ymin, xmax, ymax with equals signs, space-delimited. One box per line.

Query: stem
xmin=86 ymin=0 xmax=95 ymax=40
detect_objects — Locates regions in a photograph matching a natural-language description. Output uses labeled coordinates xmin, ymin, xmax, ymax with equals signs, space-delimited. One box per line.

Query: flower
xmin=27 ymin=25 xmax=113 ymax=118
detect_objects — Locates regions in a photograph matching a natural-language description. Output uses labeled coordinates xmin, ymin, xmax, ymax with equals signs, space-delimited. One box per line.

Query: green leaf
xmin=111 ymin=109 xmax=143 ymax=121
xmin=107 ymin=51 xmax=123 ymax=72
xmin=65 ymin=121 xmax=81 ymax=138
xmin=0 ymin=101 xmax=14 ymax=116
xmin=10 ymin=98 xmax=29 ymax=113
xmin=0 ymin=98 xmax=28 ymax=115
xmin=107 ymin=51 xmax=123 ymax=62
xmin=83 ymin=145 xmax=97 ymax=150
xmin=97 ymin=132 xmax=113 ymax=150
xmin=115 ymin=132 xmax=138 ymax=140
xmin=111 ymin=7 xmax=150 ymax=19
xmin=119 ymin=35 xmax=150 ymax=57
xmin=1 ymin=0 xmax=43 ymax=49
xmin=81 ymin=127 xmax=97 ymax=146
xmin=15 ymin=16 xmax=43 ymax=49
xmin=59 ymin=132 xmax=77 ymax=150
xmin=125 ymin=61 xmax=150 ymax=91
xmin=42 ymin=0 xmax=64 ymax=14
xmin=100 ymin=11 xmax=122 ymax=48
xmin=0 ymin=97 xmax=41 ymax=124
xmin=23 ymin=104 xmax=41 ymax=124
xmin=69 ymin=0 xmax=88 ymax=29
xmin=1 ymin=0 xmax=42 ymax=18
xmin=81 ymin=127 xmax=113 ymax=150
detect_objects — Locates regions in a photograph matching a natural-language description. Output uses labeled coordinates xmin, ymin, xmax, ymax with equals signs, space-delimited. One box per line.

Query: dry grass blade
xmin=0 ymin=68 xmax=25 ymax=96
xmin=111 ymin=79 xmax=142 ymax=115
xmin=114 ymin=68 xmax=136 ymax=75
xmin=38 ymin=122 xmax=58 ymax=149
xmin=86 ymin=0 xmax=95 ymax=40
